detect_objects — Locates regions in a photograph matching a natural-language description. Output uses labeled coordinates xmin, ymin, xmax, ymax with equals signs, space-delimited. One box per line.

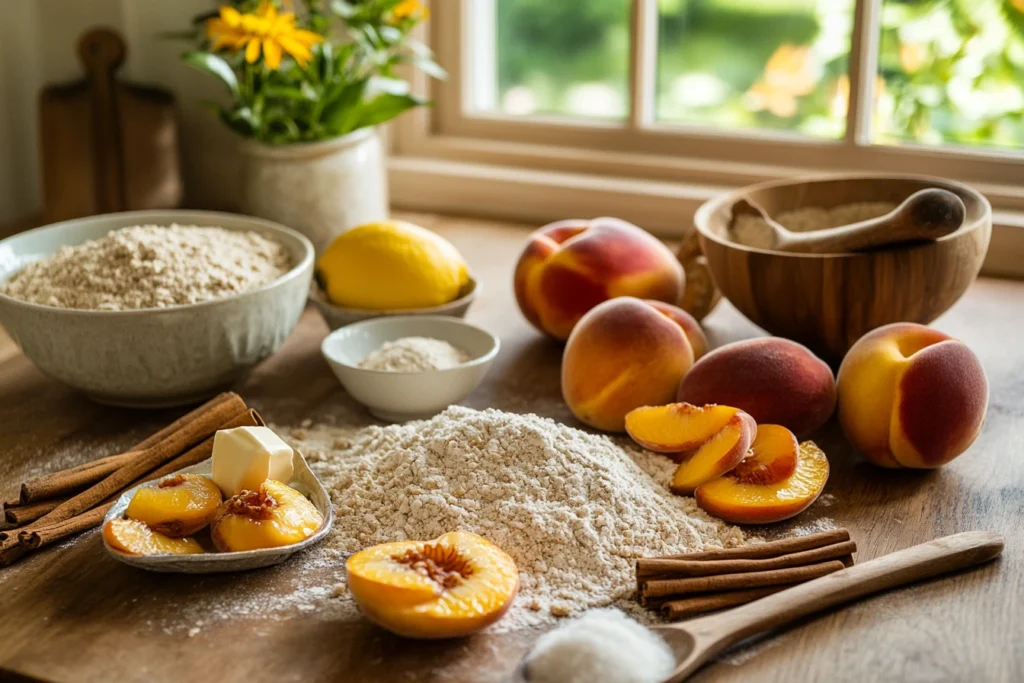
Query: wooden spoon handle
xmin=779 ymin=189 xmax=965 ymax=254
xmin=692 ymin=531 xmax=1003 ymax=647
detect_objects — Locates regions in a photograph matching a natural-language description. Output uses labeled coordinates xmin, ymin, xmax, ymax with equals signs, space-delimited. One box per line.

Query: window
xmin=389 ymin=0 xmax=1024 ymax=273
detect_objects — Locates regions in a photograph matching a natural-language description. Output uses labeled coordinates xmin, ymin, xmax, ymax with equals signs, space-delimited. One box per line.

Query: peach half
xmin=514 ymin=217 xmax=685 ymax=340
xmin=837 ymin=323 xmax=988 ymax=468
xmin=126 ymin=473 xmax=222 ymax=537
xmin=562 ymin=298 xmax=707 ymax=432
xmin=346 ymin=531 xmax=519 ymax=639
xmin=695 ymin=440 xmax=829 ymax=524
xmin=677 ymin=337 xmax=836 ymax=437
xmin=625 ymin=403 xmax=756 ymax=494
xmin=210 ymin=480 xmax=323 ymax=552
xmin=103 ymin=518 xmax=204 ymax=556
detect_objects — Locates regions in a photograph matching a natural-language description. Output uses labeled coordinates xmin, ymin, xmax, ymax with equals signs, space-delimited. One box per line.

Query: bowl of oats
xmin=0 ymin=210 xmax=314 ymax=407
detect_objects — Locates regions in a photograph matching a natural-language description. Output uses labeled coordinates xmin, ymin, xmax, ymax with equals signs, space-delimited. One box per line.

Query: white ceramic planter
xmin=239 ymin=127 xmax=388 ymax=254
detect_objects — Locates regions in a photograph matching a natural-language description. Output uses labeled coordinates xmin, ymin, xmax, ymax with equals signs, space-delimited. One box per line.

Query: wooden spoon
xmin=651 ymin=530 xmax=1003 ymax=683
xmin=733 ymin=188 xmax=966 ymax=254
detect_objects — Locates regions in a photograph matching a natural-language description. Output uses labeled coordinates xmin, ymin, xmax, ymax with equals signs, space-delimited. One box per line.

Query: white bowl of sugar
xmin=321 ymin=315 xmax=499 ymax=422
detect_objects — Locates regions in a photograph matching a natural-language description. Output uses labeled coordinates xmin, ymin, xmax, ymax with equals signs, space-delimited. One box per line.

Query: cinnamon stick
xmin=661 ymin=586 xmax=791 ymax=620
xmin=4 ymin=498 xmax=65 ymax=526
xmin=18 ymin=392 xmax=246 ymax=504
xmin=12 ymin=393 xmax=244 ymax=547
xmin=658 ymin=529 xmax=850 ymax=562
xmin=19 ymin=408 xmax=264 ymax=551
xmin=641 ymin=559 xmax=846 ymax=601
xmin=637 ymin=540 xmax=857 ymax=579
xmin=19 ymin=453 xmax=134 ymax=503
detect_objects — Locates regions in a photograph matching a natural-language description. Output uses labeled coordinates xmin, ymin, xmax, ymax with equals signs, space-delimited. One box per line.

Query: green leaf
xmin=330 ymin=0 xmax=356 ymax=18
xmin=264 ymin=85 xmax=314 ymax=101
xmin=184 ymin=52 xmax=240 ymax=98
xmin=352 ymin=93 xmax=427 ymax=129
xmin=322 ymin=78 xmax=370 ymax=134
xmin=367 ymin=76 xmax=410 ymax=96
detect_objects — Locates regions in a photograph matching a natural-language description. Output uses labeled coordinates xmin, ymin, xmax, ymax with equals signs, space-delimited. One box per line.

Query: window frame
xmin=388 ymin=0 xmax=1024 ymax=277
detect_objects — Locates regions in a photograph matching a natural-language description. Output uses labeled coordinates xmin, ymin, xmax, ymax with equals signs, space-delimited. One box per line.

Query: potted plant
xmin=182 ymin=0 xmax=444 ymax=252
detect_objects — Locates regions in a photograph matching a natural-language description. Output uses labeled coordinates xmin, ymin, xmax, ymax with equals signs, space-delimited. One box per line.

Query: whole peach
xmin=514 ymin=217 xmax=684 ymax=340
xmin=676 ymin=338 xmax=836 ymax=437
xmin=837 ymin=323 xmax=988 ymax=468
xmin=562 ymin=297 xmax=704 ymax=432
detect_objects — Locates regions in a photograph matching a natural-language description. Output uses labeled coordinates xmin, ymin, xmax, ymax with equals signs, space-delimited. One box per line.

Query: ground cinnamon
xmin=660 ymin=586 xmax=791 ymax=620
xmin=18 ymin=408 xmax=264 ymax=551
xmin=636 ymin=540 xmax=857 ymax=579
xmin=641 ymin=559 xmax=846 ymax=602
xmin=7 ymin=393 xmax=244 ymax=550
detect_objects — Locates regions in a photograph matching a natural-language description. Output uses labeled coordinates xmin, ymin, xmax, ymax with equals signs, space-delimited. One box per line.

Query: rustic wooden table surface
xmin=0 ymin=213 xmax=1020 ymax=683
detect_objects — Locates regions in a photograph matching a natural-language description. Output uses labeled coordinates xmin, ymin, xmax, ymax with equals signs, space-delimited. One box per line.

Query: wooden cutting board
xmin=39 ymin=28 xmax=183 ymax=224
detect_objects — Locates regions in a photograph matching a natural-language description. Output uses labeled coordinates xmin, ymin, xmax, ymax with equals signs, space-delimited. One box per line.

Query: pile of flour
xmin=358 ymin=336 xmax=471 ymax=372
xmin=292 ymin=406 xmax=744 ymax=630
xmin=1 ymin=224 xmax=293 ymax=310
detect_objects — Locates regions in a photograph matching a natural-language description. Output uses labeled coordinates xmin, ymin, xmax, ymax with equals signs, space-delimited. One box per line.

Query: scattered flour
xmin=292 ymin=405 xmax=746 ymax=631
xmin=358 ymin=336 xmax=471 ymax=372
xmin=1 ymin=224 xmax=293 ymax=310
xmin=730 ymin=202 xmax=897 ymax=250
xmin=523 ymin=608 xmax=675 ymax=683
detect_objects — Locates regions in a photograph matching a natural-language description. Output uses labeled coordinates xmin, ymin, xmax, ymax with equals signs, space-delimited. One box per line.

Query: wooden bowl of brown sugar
xmin=694 ymin=174 xmax=991 ymax=363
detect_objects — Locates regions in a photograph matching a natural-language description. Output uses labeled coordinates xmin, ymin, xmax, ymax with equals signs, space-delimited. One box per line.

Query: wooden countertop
xmin=0 ymin=213 xmax=1021 ymax=682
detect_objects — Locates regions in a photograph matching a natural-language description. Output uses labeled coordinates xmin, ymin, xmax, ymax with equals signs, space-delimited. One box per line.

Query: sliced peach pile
xmin=103 ymin=518 xmax=204 ymax=556
xmin=625 ymin=403 xmax=756 ymax=494
xmin=346 ymin=531 xmax=519 ymax=639
xmin=695 ymin=439 xmax=830 ymax=524
xmin=210 ymin=480 xmax=324 ymax=552
xmin=126 ymin=473 xmax=223 ymax=537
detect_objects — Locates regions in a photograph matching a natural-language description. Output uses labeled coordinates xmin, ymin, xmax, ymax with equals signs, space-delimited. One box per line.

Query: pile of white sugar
xmin=1 ymin=224 xmax=293 ymax=310
xmin=292 ymin=406 xmax=744 ymax=630
xmin=730 ymin=201 xmax=896 ymax=249
xmin=358 ymin=336 xmax=471 ymax=372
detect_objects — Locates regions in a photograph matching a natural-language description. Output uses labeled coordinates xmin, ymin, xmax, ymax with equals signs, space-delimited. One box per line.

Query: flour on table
xmin=291 ymin=406 xmax=745 ymax=631
xmin=358 ymin=336 xmax=471 ymax=372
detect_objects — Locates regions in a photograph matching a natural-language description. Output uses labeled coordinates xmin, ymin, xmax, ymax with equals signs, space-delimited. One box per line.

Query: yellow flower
xmin=899 ymin=43 xmax=929 ymax=74
xmin=392 ymin=0 xmax=429 ymax=21
xmin=744 ymin=44 xmax=820 ymax=118
xmin=1013 ymin=0 xmax=1024 ymax=12
xmin=206 ymin=2 xmax=323 ymax=70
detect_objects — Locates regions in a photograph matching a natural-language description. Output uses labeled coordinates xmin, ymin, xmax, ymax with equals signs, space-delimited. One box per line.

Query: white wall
xmin=0 ymin=0 xmax=242 ymax=223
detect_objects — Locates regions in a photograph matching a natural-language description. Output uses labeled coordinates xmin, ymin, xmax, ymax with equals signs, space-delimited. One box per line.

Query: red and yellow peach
xmin=514 ymin=217 xmax=685 ymax=340
xmin=837 ymin=323 xmax=988 ymax=468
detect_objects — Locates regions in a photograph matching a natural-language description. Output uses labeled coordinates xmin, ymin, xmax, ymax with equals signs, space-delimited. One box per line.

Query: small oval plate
xmin=102 ymin=450 xmax=334 ymax=573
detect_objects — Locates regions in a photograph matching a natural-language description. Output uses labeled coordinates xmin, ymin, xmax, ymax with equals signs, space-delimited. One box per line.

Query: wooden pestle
xmin=734 ymin=188 xmax=966 ymax=254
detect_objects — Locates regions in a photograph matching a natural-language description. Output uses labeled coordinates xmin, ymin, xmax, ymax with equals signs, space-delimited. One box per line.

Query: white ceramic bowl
xmin=0 ymin=210 xmax=314 ymax=407
xmin=309 ymin=276 xmax=478 ymax=330
xmin=321 ymin=315 xmax=499 ymax=422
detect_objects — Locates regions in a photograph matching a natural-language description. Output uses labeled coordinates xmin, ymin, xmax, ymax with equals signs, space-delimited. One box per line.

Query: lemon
xmin=317 ymin=220 xmax=470 ymax=310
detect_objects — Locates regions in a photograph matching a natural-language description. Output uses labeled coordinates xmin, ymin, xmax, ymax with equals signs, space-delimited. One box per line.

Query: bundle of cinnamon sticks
xmin=637 ymin=529 xmax=856 ymax=620
xmin=0 ymin=392 xmax=263 ymax=567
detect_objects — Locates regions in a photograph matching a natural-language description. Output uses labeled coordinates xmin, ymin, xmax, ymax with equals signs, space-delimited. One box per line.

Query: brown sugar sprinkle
xmin=393 ymin=543 xmax=474 ymax=589
xmin=221 ymin=488 xmax=278 ymax=521
xmin=158 ymin=474 xmax=188 ymax=488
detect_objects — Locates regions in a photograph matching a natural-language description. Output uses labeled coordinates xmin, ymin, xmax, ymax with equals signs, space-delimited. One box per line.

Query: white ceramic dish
xmin=0 ymin=210 xmax=314 ymax=407
xmin=309 ymin=276 xmax=478 ymax=331
xmin=321 ymin=315 xmax=499 ymax=422
xmin=102 ymin=451 xmax=333 ymax=574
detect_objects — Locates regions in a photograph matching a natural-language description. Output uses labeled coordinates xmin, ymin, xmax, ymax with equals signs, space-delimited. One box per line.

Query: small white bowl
xmin=309 ymin=277 xmax=478 ymax=331
xmin=321 ymin=316 xmax=499 ymax=422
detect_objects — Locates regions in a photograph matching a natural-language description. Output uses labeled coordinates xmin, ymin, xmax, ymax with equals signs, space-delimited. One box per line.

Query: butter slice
xmin=211 ymin=427 xmax=295 ymax=497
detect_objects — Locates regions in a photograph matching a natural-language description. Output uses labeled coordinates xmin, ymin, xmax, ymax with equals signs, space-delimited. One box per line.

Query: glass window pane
xmin=473 ymin=0 xmax=631 ymax=119
xmin=656 ymin=0 xmax=855 ymax=139
xmin=875 ymin=0 xmax=1024 ymax=149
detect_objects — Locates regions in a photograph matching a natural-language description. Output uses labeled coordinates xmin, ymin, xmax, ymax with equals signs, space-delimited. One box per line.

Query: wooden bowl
xmin=694 ymin=174 xmax=991 ymax=363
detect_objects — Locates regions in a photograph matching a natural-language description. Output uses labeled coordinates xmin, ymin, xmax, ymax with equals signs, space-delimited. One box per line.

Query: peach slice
xmin=346 ymin=531 xmax=519 ymax=639
xmin=210 ymin=480 xmax=323 ymax=552
xmin=126 ymin=473 xmax=223 ymax=537
xmin=695 ymin=441 xmax=830 ymax=524
xmin=103 ymin=518 xmax=204 ymax=556
xmin=730 ymin=424 xmax=799 ymax=486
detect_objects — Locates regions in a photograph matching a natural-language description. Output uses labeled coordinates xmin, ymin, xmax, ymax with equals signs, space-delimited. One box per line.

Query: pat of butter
xmin=212 ymin=426 xmax=295 ymax=497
